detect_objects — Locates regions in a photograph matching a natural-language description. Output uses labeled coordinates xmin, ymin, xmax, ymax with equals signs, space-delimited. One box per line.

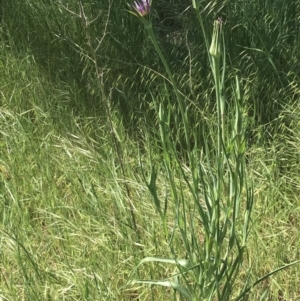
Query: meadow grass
xmin=1 ymin=0 xmax=300 ymax=300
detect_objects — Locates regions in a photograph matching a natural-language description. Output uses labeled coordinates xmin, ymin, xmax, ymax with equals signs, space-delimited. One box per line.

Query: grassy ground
xmin=1 ymin=1 xmax=300 ymax=300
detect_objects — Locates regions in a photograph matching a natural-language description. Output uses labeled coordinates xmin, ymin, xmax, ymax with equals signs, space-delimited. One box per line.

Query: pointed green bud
xmin=209 ymin=18 xmax=223 ymax=59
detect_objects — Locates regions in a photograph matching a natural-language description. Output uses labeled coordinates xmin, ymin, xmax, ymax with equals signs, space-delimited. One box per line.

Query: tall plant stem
xmin=78 ymin=2 xmax=138 ymax=235
xmin=212 ymin=57 xmax=223 ymax=164
xmin=145 ymin=22 xmax=191 ymax=155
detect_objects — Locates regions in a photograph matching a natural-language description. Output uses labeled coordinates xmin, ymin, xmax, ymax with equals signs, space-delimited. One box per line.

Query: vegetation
xmin=0 ymin=0 xmax=300 ymax=300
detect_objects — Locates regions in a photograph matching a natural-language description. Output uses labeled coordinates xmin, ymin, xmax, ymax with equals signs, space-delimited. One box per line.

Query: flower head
xmin=129 ymin=0 xmax=151 ymax=17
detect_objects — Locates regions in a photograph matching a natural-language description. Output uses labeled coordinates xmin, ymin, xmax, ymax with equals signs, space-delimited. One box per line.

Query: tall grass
xmin=1 ymin=0 xmax=300 ymax=300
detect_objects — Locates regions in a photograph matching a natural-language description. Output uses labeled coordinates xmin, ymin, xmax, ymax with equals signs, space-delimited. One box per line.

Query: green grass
xmin=1 ymin=0 xmax=300 ymax=300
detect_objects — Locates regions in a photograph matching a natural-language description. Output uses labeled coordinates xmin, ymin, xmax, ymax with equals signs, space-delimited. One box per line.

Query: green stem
xmin=192 ymin=2 xmax=212 ymax=65
xmin=79 ymin=3 xmax=138 ymax=235
xmin=212 ymin=57 xmax=222 ymax=163
xmin=145 ymin=22 xmax=191 ymax=155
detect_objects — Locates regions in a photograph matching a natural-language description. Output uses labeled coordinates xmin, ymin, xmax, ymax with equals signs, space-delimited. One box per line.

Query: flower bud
xmin=129 ymin=0 xmax=151 ymax=18
xmin=209 ymin=18 xmax=223 ymax=59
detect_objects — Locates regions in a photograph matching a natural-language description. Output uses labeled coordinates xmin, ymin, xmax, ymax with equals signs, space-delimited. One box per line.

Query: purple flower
xmin=129 ymin=0 xmax=151 ymax=17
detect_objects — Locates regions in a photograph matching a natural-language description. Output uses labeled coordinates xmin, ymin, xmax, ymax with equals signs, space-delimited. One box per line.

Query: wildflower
xmin=129 ymin=0 xmax=151 ymax=18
